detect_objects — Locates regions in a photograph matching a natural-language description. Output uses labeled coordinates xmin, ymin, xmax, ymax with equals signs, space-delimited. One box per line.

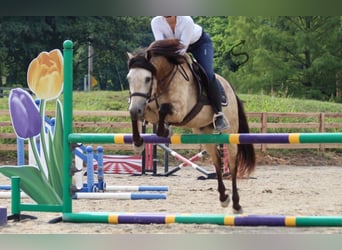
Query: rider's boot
xmin=207 ymin=76 xmax=229 ymax=132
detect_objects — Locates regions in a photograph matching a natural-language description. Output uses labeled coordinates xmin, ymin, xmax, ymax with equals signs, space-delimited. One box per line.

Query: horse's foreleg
xmin=156 ymin=103 xmax=173 ymax=137
xmin=131 ymin=120 xmax=144 ymax=154
xmin=227 ymin=144 xmax=242 ymax=213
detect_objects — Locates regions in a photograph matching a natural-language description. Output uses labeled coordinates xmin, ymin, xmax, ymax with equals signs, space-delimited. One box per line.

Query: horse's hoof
xmin=167 ymin=127 xmax=173 ymax=137
xmin=160 ymin=127 xmax=173 ymax=137
xmin=220 ymin=197 xmax=230 ymax=208
xmin=233 ymin=207 xmax=243 ymax=214
xmin=133 ymin=143 xmax=145 ymax=155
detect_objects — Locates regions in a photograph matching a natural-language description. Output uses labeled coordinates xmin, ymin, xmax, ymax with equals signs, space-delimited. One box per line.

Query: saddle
xmin=189 ymin=59 xmax=228 ymax=106
xmin=171 ymin=55 xmax=227 ymax=126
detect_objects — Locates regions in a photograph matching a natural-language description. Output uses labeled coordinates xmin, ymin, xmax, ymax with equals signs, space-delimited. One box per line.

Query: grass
xmin=1 ymin=90 xmax=342 ymax=162
xmin=238 ymin=93 xmax=342 ymax=113
xmin=2 ymin=90 xmax=342 ymax=113
xmin=2 ymin=90 xmax=342 ymax=134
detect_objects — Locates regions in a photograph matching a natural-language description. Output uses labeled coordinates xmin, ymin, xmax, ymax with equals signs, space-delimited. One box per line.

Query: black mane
xmin=146 ymin=39 xmax=186 ymax=65
xmin=128 ymin=51 xmax=157 ymax=75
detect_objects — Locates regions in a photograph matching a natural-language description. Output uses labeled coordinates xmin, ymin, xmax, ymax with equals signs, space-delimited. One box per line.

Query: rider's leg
xmin=207 ymin=74 xmax=229 ymax=131
xmin=188 ymin=32 xmax=229 ymax=131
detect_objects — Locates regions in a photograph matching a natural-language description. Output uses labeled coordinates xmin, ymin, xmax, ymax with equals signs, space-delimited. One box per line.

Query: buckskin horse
xmin=127 ymin=39 xmax=255 ymax=213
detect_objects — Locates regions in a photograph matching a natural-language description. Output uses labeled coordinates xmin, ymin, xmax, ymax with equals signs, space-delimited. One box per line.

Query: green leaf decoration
xmin=0 ymin=165 xmax=62 ymax=205
xmin=47 ymin=132 xmax=63 ymax=199
xmin=52 ymin=99 xmax=64 ymax=197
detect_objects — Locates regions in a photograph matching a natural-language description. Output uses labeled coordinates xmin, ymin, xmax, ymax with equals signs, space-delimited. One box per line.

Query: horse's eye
xmin=145 ymin=77 xmax=152 ymax=84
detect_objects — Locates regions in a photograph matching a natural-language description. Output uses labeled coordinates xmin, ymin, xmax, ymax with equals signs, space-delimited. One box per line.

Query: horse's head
xmin=127 ymin=39 xmax=186 ymax=122
xmin=127 ymin=52 xmax=157 ymax=121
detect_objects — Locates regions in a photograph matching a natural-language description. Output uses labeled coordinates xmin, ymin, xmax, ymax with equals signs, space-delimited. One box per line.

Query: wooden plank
xmin=324 ymin=123 xmax=342 ymax=129
xmin=73 ymin=121 xmax=130 ymax=128
xmin=0 ymin=133 xmax=16 ymax=139
xmin=3 ymin=110 xmax=342 ymax=152
xmin=261 ymin=112 xmax=321 ymax=118
xmin=266 ymin=123 xmax=319 ymax=129
xmin=0 ymin=121 xmax=12 ymax=126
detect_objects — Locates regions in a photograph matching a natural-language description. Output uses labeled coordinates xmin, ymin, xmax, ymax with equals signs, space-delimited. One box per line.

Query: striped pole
xmin=63 ymin=212 xmax=342 ymax=227
xmin=68 ymin=132 xmax=342 ymax=145
xmin=158 ymin=144 xmax=211 ymax=176
xmin=72 ymin=192 xmax=167 ymax=200
xmin=79 ymin=184 xmax=168 ymax=192
xmin=162 ymin=149 xmax=206 ymax=177
xmin=105 ymin=185 xmax=168 ymax=192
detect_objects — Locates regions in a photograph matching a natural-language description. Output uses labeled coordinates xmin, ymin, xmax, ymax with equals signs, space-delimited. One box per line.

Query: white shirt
xmin=151 ymin=16 xmax=203 ymax=54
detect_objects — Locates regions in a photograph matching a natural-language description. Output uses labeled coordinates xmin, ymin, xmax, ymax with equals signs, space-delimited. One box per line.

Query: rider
xmin=151 ymin=16 xmax=229 ymax=131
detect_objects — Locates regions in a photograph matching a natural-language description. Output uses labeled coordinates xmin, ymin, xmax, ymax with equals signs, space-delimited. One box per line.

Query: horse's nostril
xmin=129 ymin=107 xmax=143 ymax=119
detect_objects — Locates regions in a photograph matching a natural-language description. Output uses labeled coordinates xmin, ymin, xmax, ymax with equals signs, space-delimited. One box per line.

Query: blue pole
xmin=86 ymin=146 xmax=94 ymax=192
xmin=16 ymin=138 xmax=25 ymax=166
xmin=97 ymin=146 xmax=104 ymax=191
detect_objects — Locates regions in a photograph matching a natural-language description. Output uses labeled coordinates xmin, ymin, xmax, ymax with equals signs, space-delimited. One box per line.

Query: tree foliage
xmin=213 ymin=16 xmax=342 ymax=101
xmin=1 ymin=16 xmax=342 ymax=101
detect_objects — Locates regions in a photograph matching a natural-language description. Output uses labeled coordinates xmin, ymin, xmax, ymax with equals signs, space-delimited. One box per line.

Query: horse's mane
xmin=146 ymin=39 xmax=186 ymax=65
xmin=128 ymin=39 xmax=186 ymax=74
xmin=128 ymin=51 xmax=157 ymax=75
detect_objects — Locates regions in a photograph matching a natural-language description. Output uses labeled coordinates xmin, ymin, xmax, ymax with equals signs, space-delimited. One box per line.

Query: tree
xmin=0 ymin=17 xmax=153 ymax=92
xmin=225 ymin=16 xmax=342 ymax=100
xmin=2 ymin=16 xmax=342 ymax=101
xmin=85 ymin=17 xmax=152 ymax=91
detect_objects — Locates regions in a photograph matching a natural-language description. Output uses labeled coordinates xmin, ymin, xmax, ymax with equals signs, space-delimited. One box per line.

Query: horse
xmin=127 ymin=38 xmax=256 ymax=213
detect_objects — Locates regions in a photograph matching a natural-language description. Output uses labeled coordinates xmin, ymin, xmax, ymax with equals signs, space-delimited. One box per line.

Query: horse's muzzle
xmin=129 ymin=106 xmax=144 ymax=121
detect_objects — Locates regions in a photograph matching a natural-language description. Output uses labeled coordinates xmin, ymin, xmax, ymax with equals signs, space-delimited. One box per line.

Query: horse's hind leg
xmin=205 ymin=144 xmax=230 ymax=208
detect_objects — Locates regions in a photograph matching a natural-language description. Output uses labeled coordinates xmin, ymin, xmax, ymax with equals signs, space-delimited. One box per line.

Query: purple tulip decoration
xmin=9 ymin=88 xmax=42 ymax=139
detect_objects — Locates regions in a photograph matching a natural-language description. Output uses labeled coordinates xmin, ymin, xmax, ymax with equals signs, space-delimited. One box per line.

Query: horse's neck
xmin=152 ymin=57 xmax=174 ymax=80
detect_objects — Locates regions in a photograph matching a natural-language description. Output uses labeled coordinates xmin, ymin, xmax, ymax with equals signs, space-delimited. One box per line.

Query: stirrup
xmin=213 ymin=112 xmax=230 ymax=131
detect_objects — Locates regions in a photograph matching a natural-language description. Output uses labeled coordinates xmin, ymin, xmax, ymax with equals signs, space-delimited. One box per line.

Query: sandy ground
xmin=0 ymin=160 xmax=342 ymax=234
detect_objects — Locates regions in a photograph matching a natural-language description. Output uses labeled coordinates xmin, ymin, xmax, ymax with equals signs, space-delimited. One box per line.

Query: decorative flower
xmin=9 ymin=88 xmax=42 ymax=139
xmin=27 ymin=49 xmax=63 ymax=100
xmin=0 ymin=48 xmax=65 ymax=205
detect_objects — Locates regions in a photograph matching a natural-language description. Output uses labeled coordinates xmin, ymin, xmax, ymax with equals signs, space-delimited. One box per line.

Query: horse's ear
xmin=145 ymin=51 xmax=151 ymax=61
xmin=127 ymin=52 xmax=133 ymax=59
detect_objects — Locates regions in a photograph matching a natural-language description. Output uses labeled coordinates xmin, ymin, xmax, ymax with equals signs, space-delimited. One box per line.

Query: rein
xmin=156 ymin=64 xmax=179 ymax=93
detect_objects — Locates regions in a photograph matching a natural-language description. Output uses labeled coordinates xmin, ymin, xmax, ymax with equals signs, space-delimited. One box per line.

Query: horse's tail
xmin=235 ymin=95 xmax=256 ymax=177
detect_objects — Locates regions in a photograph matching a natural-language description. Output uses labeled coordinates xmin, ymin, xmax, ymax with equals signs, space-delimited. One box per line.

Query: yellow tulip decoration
xmin=27 ymin=49 xmax=64 ymax=201
xmin=27 ymin=49 xmax=63 ymax=100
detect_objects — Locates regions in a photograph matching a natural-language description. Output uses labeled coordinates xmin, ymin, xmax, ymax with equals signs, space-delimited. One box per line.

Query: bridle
xmin=129 ymin=65 xmax=183 ymax=106
xmin=128 ymin=55 xmax=156 ymax=103
xmin=128 ymin=54 xmax=189 ymax=108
